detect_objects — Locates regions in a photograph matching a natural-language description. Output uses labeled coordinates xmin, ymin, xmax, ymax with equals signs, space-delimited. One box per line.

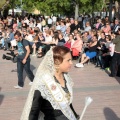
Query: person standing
xmin=109 ymin=29 xmax=120 ymax=77
xmin=112 ymin=19 xmax=120 ymax=34
xmin=20 ymin=46 xmax=79 ymax=120
xmin=47 ymin=16 xmax=53 ymax=28
xmin=14 ymin=31 xmax=34 ymax=89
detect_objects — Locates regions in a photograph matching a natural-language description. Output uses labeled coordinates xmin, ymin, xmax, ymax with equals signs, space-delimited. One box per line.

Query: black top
xmin=29 ymin=77 xmax=78 ymax=120
xmin=97 ymin=38 xmax=106 ymax=47
xmin=57 ymin=38 xmax=66 ymax=46
xmin=89 ymin=42 xmax=99 ymax=52
xmin=70 ymin=23 xmax=76 ymax=33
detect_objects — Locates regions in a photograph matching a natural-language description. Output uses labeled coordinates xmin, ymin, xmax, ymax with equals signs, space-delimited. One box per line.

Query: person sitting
xmin=36 ymin=32 xmax=46 ymax=57
xmin=4 ymin=28 xmax=14 ymax=50
xmin=0 ymin=31 xmax=5 ymax=49
xmin=84 ymin=22 xmax=91 ymax=32
xmin=30 ymin=34 xmax=39 ymax=56
xmin=102 ymin=22 xmax=111 ymax=35
xmin=57 ymin=33 xmax=66 ymax=46
xmin=37 ymin=30 xmax=53 ymax=57
xmin=64 ymin=34 xmax=75 ymax=49
xmin=71 ymin=33 xmax=83 ymax=59
xmin=76 ymin=35 xmax=98 ymax=68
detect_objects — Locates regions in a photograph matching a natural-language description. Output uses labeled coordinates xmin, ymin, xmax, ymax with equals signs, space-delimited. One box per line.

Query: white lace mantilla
xmin=20 ymin=47 xmax=77 ymax=120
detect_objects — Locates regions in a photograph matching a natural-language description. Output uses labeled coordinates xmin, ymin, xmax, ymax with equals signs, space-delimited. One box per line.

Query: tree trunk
xmin=75 ymin=3 xmax=79 ymax=20
xmin=109 ymin=0 xmax=113 ymax=22
xmin=115 ymin=1 xmax=119 ymax=19
xmin=12 ymin=8 xmax=14 ymax=16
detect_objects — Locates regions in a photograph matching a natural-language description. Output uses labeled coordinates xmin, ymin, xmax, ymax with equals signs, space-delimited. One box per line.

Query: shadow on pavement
xmin=104 ymin=107 xmax=120 ymax=120
xmin=115 ymin=76 xmax=120 ymax=84
xmin=0 ymin=87 xmax=4 ymax=106
xmin=11 ymin=64 xmax=36 ymax=82
xmin=104 ymin=69 xmax=120 ymax=84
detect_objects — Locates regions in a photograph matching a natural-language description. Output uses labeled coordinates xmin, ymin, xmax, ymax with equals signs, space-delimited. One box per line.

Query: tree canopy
xmin=20 ymin=0 xmax=105 ymax=15
xmin=3 ymin=0 xmax=120 ymax=16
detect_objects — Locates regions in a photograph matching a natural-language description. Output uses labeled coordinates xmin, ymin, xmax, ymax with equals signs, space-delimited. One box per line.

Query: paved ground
xmin=0 ymin=50 xmax=120 ymax=120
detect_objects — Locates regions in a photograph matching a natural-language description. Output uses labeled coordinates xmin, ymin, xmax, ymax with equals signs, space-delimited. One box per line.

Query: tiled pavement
xmin=0 ymin=50 xmax=120 ymax=120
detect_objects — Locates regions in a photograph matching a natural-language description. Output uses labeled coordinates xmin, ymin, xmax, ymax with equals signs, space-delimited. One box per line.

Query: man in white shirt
xmin=24 ymin=17 xmax=29 ymax=25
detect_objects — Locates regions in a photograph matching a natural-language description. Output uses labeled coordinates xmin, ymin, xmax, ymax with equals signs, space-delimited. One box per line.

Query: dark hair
xmin=106 ymin=35 xmax=111 ymax=41
xmin=53 ymin=46 xmax=70 ymax=65
xmin=14 ymin=30 xmax=21 ymax=37
xmin=0 ymin=32 xmax=2 ymax=35
xmin=118 ymin=28 xmax=120 ymax=32
xmin=93 ymin=35 xmax=98 ymax=40
xmin=53 ymin=31 xmax=59 ymax=40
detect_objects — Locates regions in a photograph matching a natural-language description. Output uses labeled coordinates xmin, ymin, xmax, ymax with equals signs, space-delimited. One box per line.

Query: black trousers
xmin=110 ymin=52 xmax=120 ymax=76
xmin=102 ymin=55 xmax=112 ymax=68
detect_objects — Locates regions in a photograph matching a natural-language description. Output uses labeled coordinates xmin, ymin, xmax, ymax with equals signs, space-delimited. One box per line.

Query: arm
xmin=71 ymin=40 xmax=83 ymax=49
xmin=29 ymin=90 xmax=43 ymax=120
xmin=8 ymin=33 xmax=14 ymax=41
xmin=112 ymin=35 xmax=120 ymax=44
xmin=22 ymin=45 xmax=30 ymax=64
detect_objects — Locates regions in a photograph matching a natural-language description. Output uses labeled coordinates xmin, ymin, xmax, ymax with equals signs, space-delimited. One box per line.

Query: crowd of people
xmin=0 ymin=14 xmax=120 ymax=79
xmin=0 ymin=13 xmax=120 ymax=120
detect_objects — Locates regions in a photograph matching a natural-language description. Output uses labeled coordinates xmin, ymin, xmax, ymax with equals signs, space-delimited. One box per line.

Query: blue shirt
xmin=8 ymin=32 xmax=14 ymax=41
xmin=60 ymin=25 xmax=66 ymax=34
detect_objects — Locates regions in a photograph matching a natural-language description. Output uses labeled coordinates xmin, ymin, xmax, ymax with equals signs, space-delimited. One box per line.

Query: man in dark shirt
xmin=109 ymin=29 xmax=120 ymax=77
xmin=14 ymin=31 xmax=34 ymax=89
xmin=70 ymin=18 xmax=76 ymax=33
xmin=112 ymin=19 xmax=120 ymax=34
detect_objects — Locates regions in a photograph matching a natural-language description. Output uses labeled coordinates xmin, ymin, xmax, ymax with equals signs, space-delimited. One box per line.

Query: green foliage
xmin=33 ymin=0 xmax=72 ymax=15
xmin=22 ymin=0 xmax=35 ymax=12
xmin=6 ymin=0 xmax=118 ymax=16
xmin=8 ymin=0 xmax=21 ymax=8
xmin=78 ymin=0 xmax=106 ymax=14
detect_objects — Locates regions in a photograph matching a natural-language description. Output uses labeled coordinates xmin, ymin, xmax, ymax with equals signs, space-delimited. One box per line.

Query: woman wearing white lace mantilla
xmin=21 ymin=46 xmax=79 ymax=120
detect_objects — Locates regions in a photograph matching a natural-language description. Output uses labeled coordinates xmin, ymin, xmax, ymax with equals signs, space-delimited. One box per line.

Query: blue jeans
xmin=1 ymin=38 xmax=5 ymax=47
xmin=5 ymin=39 xmax=11 ymax=49
xmin=17 ymin=57 xmax=34 ymax=87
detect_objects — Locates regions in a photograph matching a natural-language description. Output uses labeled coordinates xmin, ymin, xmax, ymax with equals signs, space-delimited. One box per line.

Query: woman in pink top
xmin=64 ymin=34 xmax=75 ymax=49
xmin=13 ymin=20 xmax=18 ymax=32
xmin=71 ymin=33 xmax=83 ymax=56
xmin=102 ymin=22 xmax=111 ymax=35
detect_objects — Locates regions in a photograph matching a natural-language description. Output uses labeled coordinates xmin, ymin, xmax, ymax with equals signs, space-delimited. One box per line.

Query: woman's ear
xmin=54 ymin=59 xmax=60 ymax=65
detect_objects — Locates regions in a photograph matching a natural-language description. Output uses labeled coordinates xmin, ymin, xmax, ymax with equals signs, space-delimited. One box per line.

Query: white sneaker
xmin=14 ymin=85 xmax=23 ymax=89
xmin=29 ymin=82 xmax=33 ymax=85
xmin=76 ymin=63 xmax=84 ymax=68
